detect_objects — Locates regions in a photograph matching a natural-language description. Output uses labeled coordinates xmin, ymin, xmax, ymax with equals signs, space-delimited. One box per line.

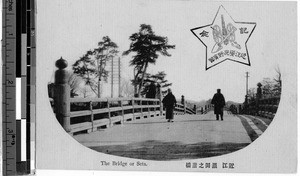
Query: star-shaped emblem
xmin=191 ymin=6 xmax=256 ymax=70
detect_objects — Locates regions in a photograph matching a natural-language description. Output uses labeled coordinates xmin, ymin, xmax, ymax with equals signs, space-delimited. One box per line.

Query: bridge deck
xmin=74 ymin=111 xmax=271 ymax=160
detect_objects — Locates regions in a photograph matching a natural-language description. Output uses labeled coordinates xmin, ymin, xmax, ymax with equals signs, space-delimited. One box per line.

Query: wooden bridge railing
xmin=243 ymin=96 xmax=280 ymax=119
xmin=174 ymin=101 xmax=196 ymax=115
xmin=195 ymin=104 xmax=213 ymax=114
xmin=67 ymin=97 xmax=161 ymax=135
xmin=52 ymin=57 xmax=196 ymax=135
xmin=235 ymin=83 xmax=280 ymax=119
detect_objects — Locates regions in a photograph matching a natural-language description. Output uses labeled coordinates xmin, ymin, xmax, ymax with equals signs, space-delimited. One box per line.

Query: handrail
xmin=65 ymin=98 xmax=162 ymax=135
xmin=52 ymin=57 xmax=196 ymax=136
xmin=240 ymin=96 xmax=280 ymax=119
xmin=70 ymin=97 xmax=160 ymax=103
xmin=54 ymin=97 xmax=196 ymax=135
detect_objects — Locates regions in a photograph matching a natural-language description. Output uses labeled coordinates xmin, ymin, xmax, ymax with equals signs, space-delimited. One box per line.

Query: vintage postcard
xmin=35 ymin=0 xmax=297 ymax=174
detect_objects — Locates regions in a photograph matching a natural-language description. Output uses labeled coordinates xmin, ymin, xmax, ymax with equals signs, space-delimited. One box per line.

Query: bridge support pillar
xmin=54 ymin=57 xmax=71 ymax=132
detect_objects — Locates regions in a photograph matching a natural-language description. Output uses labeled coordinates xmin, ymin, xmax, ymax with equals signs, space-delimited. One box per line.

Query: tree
xmin=273 ymin=66 xmax=282 ymax=96
xmin=72 ymin=50 xmax=99 ymax=96
xmin=72 ymin=36 xmax=119 ymax=97
xmin=123 ymin=24 xmax=175 ymax=97
xmin=94 ymin=36 xmax=119 ymax=97
xmin=142 ymin=71 xmax=172 ymax=97
xmin=261 ymin=78 xmax=275 ymax=98
xmin=247 ymin=87 xmax=256 ymax=101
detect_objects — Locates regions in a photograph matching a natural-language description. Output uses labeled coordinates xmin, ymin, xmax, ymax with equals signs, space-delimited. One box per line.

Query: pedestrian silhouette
xmin=146 ymin=82 xmax=156 ymax=99
xmin=162 ymin=88 xmax=176 ymax=122
xmin=211 ymin=89 xmax=226 ymax=121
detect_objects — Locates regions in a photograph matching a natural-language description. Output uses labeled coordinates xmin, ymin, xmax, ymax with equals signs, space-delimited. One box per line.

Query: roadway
xmin=74 ymin=111 xmax=272 ymax=160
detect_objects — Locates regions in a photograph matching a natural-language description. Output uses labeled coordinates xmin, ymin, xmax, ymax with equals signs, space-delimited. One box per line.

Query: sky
xmin=37 ymin=0 xmax=295 ymax=103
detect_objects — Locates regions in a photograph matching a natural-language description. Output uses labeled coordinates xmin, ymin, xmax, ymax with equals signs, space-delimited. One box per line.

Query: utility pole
xmin=133 ymin=67 xmax=137 ymax=97
xmin=118 ymin=57 xmax=121 ymax=97
xmin=245 ymin=72 xmax=249 ymax=104
xmin=111 ymin=57 xmax=113 ymax=98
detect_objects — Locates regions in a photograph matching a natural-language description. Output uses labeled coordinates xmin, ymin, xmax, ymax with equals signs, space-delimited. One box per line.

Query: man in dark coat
xmin=162 ymin=88 xmax=176 ymax=122
xmin=211 ymin=89 xmax=226 ymax=121
xmin=146 ymin=82 xmax=156 ymax=99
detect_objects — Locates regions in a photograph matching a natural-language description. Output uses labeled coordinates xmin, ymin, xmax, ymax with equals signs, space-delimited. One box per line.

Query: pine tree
xmin=123 ymin=24 xmax=175 ymax=97
xmin=94 ymin=36 xmax=119 ymax=97
xmin=72 ymin=50 xmax=98 ymax=96
xmin=72 ymin=36 xmax=119 ymax=97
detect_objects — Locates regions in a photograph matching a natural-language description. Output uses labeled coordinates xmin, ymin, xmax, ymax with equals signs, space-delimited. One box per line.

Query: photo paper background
xmin=35 ymin=0 xmax=297 ymax=173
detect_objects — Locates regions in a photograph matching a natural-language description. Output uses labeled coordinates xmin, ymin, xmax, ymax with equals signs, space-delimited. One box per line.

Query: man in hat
xmin=211 ymin=89 xmax=226 ymax=120
xmin=162 ymin=88 xmax=176 ymax=122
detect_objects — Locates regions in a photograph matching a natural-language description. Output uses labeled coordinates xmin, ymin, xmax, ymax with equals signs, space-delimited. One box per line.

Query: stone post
xmin=238 ymin=104 xmax=242 ymax=114
xmin=181 ymin=95 xmax=186 ymax=114
xmin=157 ymin=84 xmax=163 ymax=116
xmin=54 ymin=57 xmax=71 ymax=132
xmin=256 ymin=82 xmax=262 ymax=115
xmin=256 ymin=82 xmax=262 ymax=100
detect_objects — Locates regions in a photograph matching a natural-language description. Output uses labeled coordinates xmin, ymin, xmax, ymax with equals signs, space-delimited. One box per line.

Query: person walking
xmin=211 ymin=89 xmax=226 ymax=121
xmin=146 ymin=82 xmax=157 ymax=99
xmin=162 ymin=88 xmax=176 ymax=122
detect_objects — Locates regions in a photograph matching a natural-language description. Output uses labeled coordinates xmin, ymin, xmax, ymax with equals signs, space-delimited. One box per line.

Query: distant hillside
xmin=176 ymin=99 xmax=212 ymax=110
xmin=175 ymin=97 xmax=241 ymax=110
xmin=226 ymin=101 xmax=242 ymax=107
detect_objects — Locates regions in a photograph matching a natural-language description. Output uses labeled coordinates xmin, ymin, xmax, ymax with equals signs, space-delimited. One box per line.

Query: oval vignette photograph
xmin=45 ymin=1 xmax=284 ymax=161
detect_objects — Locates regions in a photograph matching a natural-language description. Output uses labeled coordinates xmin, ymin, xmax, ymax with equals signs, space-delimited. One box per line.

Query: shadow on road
xmin=128 ymin=119 xmax=219 ymax=125
xmin=90 ymin=140 xmax=250 ymax=160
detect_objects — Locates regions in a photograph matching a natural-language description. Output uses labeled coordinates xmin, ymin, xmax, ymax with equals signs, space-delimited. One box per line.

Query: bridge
xmin=50 ymin=58 xmax=278 ymax=160
xmin=72 ymin=110 xmax=272 ymax=160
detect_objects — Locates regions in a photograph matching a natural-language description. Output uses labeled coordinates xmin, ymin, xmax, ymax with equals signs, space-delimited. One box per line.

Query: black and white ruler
xmin=2 ymin=0 xmax=36 ymax=175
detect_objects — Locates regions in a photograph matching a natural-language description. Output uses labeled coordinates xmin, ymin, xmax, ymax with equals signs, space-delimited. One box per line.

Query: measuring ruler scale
xmin=3 ymin=0 xmax=17 ymax=175
xmin=2 ymin=0 xmax=36 ymax=175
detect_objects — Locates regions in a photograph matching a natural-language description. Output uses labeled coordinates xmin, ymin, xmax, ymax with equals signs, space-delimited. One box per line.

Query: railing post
xmin=107 ymin=98 xmax=112 ymax=127
xmin=90 ymin=101 xmax=94 ymax=132
xmin=132 ymin=98 xmax=135 ymax=121
xmin=148 ymin=100 xmax=150 ymax=118
xmin=54 ymin=57 xmax=71 ymax=132
xmin=140 ymin=99 xmax=143 ymax=118
xmin=120 ymin=100 xmax=124 ymax=124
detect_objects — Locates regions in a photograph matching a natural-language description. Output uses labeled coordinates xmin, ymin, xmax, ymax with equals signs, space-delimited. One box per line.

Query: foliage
xmin=123 ymin=24 xmax=175 ymax=97
xmin=72 ymin=36 xmax=119 ymax=97
xmin=141 ymin=71 xmax=172 ymax=97
xmin=247 ymin=67 xmax=282 ymax=101
xmin=94 ymin=36 xmax=119 ymax=83
xmin=72 ymin=50 xmax=98 ymax=96
xmin=261 ymin=78 xmax=275 ymax=97
xmin=273 ymin=66 xmax=282 ymax=96
xmin=247 ymin=87 xmax=256 ymax=100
